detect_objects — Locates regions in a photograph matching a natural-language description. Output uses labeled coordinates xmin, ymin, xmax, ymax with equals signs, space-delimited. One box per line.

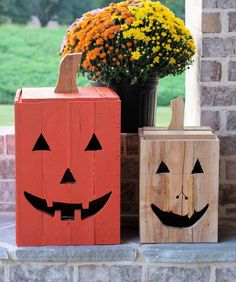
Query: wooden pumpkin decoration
xmin=139 ymin=97 xmax=219 ymax=243
xmin=15 ymin=54 xmax=120 ymax=246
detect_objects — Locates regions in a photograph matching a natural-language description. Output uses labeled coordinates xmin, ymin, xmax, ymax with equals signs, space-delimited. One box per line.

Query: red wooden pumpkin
xmin=15 ymin=54 xmax=120 ymax=246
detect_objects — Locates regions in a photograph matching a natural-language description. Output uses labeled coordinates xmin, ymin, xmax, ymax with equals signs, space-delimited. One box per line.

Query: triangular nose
xmin=60 ymin=168 xmax=76 ymax=184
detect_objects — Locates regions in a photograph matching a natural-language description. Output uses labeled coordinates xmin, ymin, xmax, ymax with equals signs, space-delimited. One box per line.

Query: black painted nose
xmin=60 ymin=168 xmax=76 ymax=184
xmin=176 ymin=187 xmax=188 ymax=200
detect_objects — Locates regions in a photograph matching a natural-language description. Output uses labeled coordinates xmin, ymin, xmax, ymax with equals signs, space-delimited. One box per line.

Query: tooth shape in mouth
xmin=151 ymin=203 xmax=209 ymax=228
xmin=24 ymin=191 xmax=112 ymax=221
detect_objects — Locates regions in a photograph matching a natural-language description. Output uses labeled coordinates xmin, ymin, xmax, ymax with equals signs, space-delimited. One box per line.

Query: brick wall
xmin=0 ymin=127 xmax=15 ymax=212
xmin=201 ymin=0 xmax=236 ymax=218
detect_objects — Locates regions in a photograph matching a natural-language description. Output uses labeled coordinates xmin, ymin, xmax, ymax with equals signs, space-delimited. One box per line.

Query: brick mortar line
xmin=210 ymin=265 xmax=216 ymax=282
xmin=219 ymin=109 xmax=228 ymax=134
xmin=0 ymin=259 xmax=234 ymax=266
xmin=221 ymin=10 xmax=229 ymax=34
xmin=201 ymin=56 xmax=236 ymax=63
xmin=201 ymin=57 xmax=233 ymax=62
xmin=202 ymin=33 xmax=236 ymax=37
xmin=200 ymin=81 xmax=236 ymax=86
xmin=221 ymin=204 xmax=236 ymax=209
xmin=203 ymin=8 xmax=236 ymax=12
xmin=221 ymin=180 xmax=236 ymax=185
xmin=221 ymin=57 xmax=230 ymax=83
xmin=220 ymin=156 xmax=236 ymax=160
xmin=201 ymin=106 xmax=236 ymax=111
xmin=73 ymin=265 xmax=78 ymax=282
xmin=0 ymin=155 xmax=15 ymax=160
xmin=1 ymin=136 xmax=6 ymax=156
xmin=220 ymin=158 xmax=226 ymax=183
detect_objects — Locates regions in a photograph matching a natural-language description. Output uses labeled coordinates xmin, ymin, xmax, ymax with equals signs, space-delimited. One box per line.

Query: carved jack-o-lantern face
xmin=24 ymin=133 xmax=112 ymax=221
xmin=139 ymin=135 xmax=219 ymax=243
xmin=151 ymin=159 xmax=209 ymax=228
xmin=15 ymin=87 xmax=120 ymax=246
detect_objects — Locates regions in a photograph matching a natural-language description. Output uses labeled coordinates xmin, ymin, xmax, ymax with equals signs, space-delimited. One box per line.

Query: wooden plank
xmin=141 ymin=130 xmax=216 ymax=140
xmin=140 ymin=140 xmax=168 ymax=243
xmin=165 ymin=141 xmax=193 ymax=243
xmin=69 ymin=101 xmax=95 ymax=245
xmin=94 ymin=101 xmax=120 ymax=244
xmin=142 ymin=126 xmax=213 ymax=132
xmin=21 ymin=87 xmax=118 ymax=102
xmin=167 ymin=97 xmax=184 ymax=131
xmin=16 ymin=102 xmax=43 ymax=246
xmin=41 ymin=102 xmax=70 ymax=245
xmin=55 ymin=53 xmax=81 ymax=94
xmin=191 ymin=140 xmax=219 ymax=242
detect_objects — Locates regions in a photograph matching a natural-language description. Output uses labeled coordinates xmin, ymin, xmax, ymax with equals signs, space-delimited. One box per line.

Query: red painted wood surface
xmin=15 ymin=87 xmax=120 ymax=246
xmin=94 ymin=102 xmax=120 ymax=244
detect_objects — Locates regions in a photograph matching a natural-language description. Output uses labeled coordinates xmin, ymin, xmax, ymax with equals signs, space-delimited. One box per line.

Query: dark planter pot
xmin=109 ymin=77 xmax=159 ymax=133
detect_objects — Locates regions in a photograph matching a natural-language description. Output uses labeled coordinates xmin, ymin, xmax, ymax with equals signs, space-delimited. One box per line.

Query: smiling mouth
xmin=151 ymin=203 xmax=209 ymax=228
xmin=24 ymin=191 xmax=112 ymax=221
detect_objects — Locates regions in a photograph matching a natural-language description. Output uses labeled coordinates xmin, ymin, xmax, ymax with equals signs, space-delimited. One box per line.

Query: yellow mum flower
xmin=131 ymin=51 xmax=141 ymax=60
xmin=152 ymin=46 xmax=160 ymax=53
xmin=170 ymin=57 xmax=176 ymax=64
xmin=165 ymin=44 xmax=172 ymax=51
xmin=154 ymin=56 xmax=160 ymax=63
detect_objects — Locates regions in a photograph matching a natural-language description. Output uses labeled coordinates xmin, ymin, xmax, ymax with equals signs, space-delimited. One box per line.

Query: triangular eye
xmin=191 ymin=159 xmax=204 ymax=174
xmin=156 ymin=161 xmax=170 ymax=174
xmin=60 ymin=168 xmax=76 ymax=184
xmin=85 ymin=134 xmax=102 ymax=151
xmin=32 ymin=134 xmax=50 ymax=151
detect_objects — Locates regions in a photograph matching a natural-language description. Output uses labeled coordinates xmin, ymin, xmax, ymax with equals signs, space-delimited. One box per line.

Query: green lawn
xmin=0 ymin=105 xmax=14 ymax=126
xmin=0 ymin=24 xmax=182 ymax=126
xmin=0 ymin=105 xmax=171 ymax=127
xmin=0 ymin=24 xmax=90 ymax=104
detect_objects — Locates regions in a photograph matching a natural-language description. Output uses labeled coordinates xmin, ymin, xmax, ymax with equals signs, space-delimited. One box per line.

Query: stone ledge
xmin=13 ymin=245 xmax=137 ymax=262
xmin=0 ymin=247 xmax=8 ymax=259
xmin=142 ymin=243 xmax=236 ymax=263
xmin=1 ymin=214 xmax=236 ymax=265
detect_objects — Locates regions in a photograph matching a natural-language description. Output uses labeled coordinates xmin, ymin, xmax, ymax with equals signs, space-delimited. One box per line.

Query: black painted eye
xmin=85 ymin=133 xmax=102 ymax=151
xmin=156 ymin=161 xmax=170 ymax=174
xmin=32 ymin=134 xmax=50 ymax=151
xmin=191 ymin=159 xmax=204 ymax=174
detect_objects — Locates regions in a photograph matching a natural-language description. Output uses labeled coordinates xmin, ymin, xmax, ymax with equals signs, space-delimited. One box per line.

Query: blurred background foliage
xmin=0 ymin=0 xmax=185 ymax=123
xmin=0 ymin=0 xmax=185 ymax=26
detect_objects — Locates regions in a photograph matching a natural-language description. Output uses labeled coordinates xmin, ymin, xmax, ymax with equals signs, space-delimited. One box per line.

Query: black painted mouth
xmin=24 ymin=191 xmax=112 ymax=221
xmin=151 ymin=203 xmax=209 ymax=228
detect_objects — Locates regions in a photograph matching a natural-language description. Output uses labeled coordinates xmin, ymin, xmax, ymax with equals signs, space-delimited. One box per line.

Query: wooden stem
xmin=54 ymin=53 xmax=82 ymax=94
xmin=167 ymin=96 xmax=185 ymax=131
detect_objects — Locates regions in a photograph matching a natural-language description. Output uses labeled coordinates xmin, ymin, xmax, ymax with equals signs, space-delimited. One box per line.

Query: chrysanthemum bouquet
xmin=60 ymin=0 xmax=195 ymax=85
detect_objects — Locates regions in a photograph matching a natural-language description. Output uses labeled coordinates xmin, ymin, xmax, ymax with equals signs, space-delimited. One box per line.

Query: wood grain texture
xmin=41 ymin=102 xmax=71 ymax=245
xmin=94 ymin=101 xmax=120 ymax=244
xmin=55 ymin=53 xmax=81 ymax=94
xmin=70 ymin=102 xmax=95 ymax=245
xmin=139 ymin=130 xmax=219 ymax=243
xmin=167 ymin=97 xmax=184 ymax=131
xmin=15 ymin=103 xmax=43 ymax=246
